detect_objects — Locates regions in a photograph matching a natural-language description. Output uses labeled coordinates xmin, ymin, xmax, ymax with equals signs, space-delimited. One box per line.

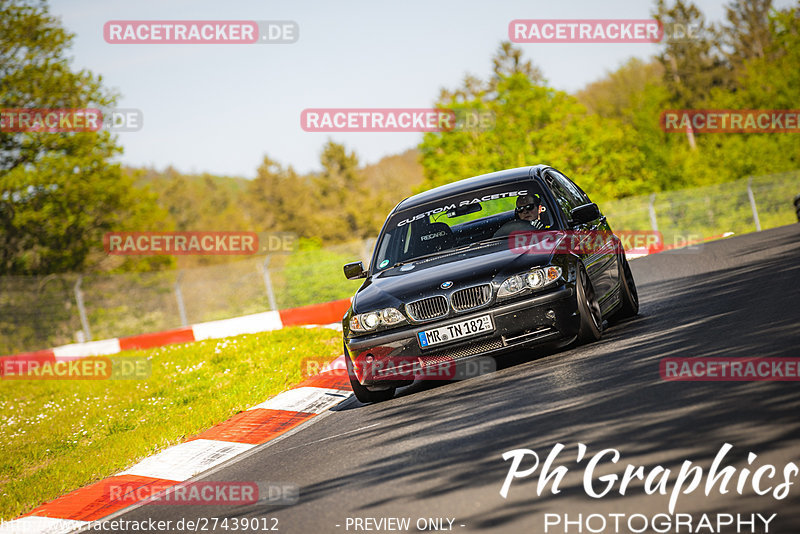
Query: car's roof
xmin=393 ymin=165 xmax=548 ymax=213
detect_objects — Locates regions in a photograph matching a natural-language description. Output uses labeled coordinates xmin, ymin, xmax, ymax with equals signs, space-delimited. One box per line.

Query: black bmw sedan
xmin=341 ymin=165 xmax=638 ymax=403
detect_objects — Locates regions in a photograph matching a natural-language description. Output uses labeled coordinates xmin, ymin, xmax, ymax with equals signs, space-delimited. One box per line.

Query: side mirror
xmin=343 ymin=261 xmax=367 ymax=280
xmin=569 ymin=203 xmax=601 ymax=226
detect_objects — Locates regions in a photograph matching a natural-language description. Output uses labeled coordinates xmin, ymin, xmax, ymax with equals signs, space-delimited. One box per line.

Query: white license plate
xmin=417 ymin=314 xmax=494 ymax=348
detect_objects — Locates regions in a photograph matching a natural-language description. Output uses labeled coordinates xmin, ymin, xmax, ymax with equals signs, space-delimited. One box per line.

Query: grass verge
xmin=0 ymin=326 xmax=342 ymax=521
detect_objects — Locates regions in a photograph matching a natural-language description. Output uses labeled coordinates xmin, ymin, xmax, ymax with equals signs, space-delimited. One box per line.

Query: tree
xmin=360 ymin=148 xmax=425 ymax=215
xmin=418 ymin=42 xmax=654 ymax=201
xmin=247 ymin=145 xmax=411 ymax=245
xmin=721 ymin=0 xmax=774 ymax=75
xmin=311 ymin=141 xmax=384 ymax=241
xmin=576 ymin=58 xmax=664 ymax=124
xmin=247 ymin=156 xmax=313 ymax=238
xmin=717 ymin=5 xmax=799 ymax=109
xmin=702 ymin=5 xmax=800 ymax=177
xmin=0 ymin=0 xmax=168 ymax=274
xmin=654 ymin=0 xmax=730 ymax=108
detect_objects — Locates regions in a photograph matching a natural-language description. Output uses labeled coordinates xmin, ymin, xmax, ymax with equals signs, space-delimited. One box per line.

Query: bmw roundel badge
xmin=440 ymin=281 xmax=453 ymax=289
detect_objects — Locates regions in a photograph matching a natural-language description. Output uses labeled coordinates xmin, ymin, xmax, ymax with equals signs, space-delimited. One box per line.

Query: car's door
xmin=544 ymin=169 xmax=620 ymax=314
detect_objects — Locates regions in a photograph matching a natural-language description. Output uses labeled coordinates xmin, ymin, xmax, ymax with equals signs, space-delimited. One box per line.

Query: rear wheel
xmin=576 ymin=264 xmax=603 ymax=344
xmin=344 ymin=349 xmax=395 ymax=404
xmin=614 ymin=254 xmax=639 ymax=320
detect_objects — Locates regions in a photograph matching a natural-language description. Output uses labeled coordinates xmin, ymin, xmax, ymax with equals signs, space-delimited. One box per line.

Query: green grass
xmin=0 ymin=327 xmax=343 ymax=521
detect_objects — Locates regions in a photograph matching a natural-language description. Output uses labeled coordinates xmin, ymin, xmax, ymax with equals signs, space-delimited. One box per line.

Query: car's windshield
xmin=372 ymin=181 xmax=555 ymax=272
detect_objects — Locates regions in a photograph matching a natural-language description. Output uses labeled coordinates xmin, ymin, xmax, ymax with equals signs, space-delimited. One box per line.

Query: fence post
xmin=747 ymin=176 xmax=762 ymax=232
xmin=74 ymin=275 xmax=92 ymax=341
xmin=648 ymin=193 xmax=659 ymax=232
xmin=262 ymin=255 xmax=278 ymax=311
xmin=175 ymin=271 xmax=188 ymax=327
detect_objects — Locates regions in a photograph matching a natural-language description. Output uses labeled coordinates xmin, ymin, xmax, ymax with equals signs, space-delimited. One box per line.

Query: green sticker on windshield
xmin=379 ymin=259 xmax=390 ymax=268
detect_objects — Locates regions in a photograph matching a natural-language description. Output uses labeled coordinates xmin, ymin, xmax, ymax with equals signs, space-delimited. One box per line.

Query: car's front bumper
xmin=345 ymin=284 xmax=578 ymax=385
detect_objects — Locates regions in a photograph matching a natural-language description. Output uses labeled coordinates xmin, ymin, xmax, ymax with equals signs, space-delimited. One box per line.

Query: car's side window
xmin=375 ymin=231 xmax=393 ymax=268
xmin=547 ymin=170 xmax=589 ymax=207
xmin=544 ymin=171 xmax=577 ymax=219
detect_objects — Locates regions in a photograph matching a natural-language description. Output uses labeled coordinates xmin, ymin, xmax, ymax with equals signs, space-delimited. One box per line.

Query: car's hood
xmin=352 ymin=240 xmax=558 ymax=312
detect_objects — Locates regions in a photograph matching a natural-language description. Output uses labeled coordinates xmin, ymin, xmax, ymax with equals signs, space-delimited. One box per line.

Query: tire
xmin=614 ymin=253 xmax=639 ymax=320
xmin=576 ymin=264 xmax=603 ymax=344
xmin=794 ymin=194 xmax=800 ymax=222
xmin=344 ymin=348 xmax=395 ymax=404
xmin=795 ymin=193 xmax=800 ymax=208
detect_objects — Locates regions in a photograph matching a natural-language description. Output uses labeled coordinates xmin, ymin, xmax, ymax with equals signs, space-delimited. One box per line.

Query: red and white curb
xmin=1 ymin=299 xmax=350 ymax=368
xmin=0 ymin=357 xmax=351 ymax=534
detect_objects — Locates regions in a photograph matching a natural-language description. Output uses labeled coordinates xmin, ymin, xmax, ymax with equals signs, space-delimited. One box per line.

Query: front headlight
xmin=497 ymin=266 xmax=562 ymax=298
xmin=498 ymin=274 xmax=526 ymax=298
xmin=350 ymin=307 xmax=406 ymax=333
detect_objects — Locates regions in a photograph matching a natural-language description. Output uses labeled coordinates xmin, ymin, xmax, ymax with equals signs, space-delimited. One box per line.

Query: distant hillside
xmin=361 ymin=148 xmax=425 ymax=202
xmin=123 ymin=147 xmax=424 ymax=267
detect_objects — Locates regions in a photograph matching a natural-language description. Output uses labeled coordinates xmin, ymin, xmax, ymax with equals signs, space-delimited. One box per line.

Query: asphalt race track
xmin=99 ymin=224 xmax=800 ymax=534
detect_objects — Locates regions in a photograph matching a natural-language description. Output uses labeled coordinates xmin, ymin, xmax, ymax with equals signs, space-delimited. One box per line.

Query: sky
xmin=49 ymin=0 xmax=792 ymax=178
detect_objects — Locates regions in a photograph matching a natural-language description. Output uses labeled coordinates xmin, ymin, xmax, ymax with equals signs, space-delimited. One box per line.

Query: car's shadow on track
xmin=336 ymin=311 xmax=652 ymax=409
xmin=297 ymin=226 xmax=800 ymax=531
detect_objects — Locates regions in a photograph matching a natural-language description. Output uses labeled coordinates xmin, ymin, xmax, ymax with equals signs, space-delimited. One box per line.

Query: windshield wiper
xmin=391 ymin=236 xmax=507 ymax=268
xmin=392 ymin=248 xmax=455 ymax=268
xmin=466 ymin=235 xmax=508 ymax=247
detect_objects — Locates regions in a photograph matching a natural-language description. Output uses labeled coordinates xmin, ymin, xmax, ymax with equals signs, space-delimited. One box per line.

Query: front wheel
xmin=576 ymin=264 xmax=603 ymax=344
xmin=344 ymin=348 xmax=395 ymax=404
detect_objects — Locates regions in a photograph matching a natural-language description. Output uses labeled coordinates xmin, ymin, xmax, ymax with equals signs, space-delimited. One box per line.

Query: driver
xmin=494 ymin=193 xmax=548 ymax=236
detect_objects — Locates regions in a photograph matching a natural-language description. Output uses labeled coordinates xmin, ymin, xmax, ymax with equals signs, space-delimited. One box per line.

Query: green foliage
xmin=559 ymin=2 xmax=798 ymax=198
xmin=577 ymin=58 xmax=665 ymax=124
xmin=244 ymin=143 xmax=423 ymax=245
xmin=132 ymin=166 xmax=254 ymax=268
xmin=0 ymin=0 xmax=171 ymax=275
xmin=654 ymin=0 xmax=731 ymax=105
xmin=418 ymin=42 xmax=655 ymax=203
xmin=721 ymin=0 xmax=774 ymax=77
xmin=246 ymin=157 xmax=311 ymax=239
xmin=310 ymin=141 xmax=388 ymax=241
xmin=277 ymin=238 xmax=363 ymax=308
xmin=135 ymin=166 xmax=252 ymax=234
xmin=679 ymin=4 xmax=800 ymax=180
